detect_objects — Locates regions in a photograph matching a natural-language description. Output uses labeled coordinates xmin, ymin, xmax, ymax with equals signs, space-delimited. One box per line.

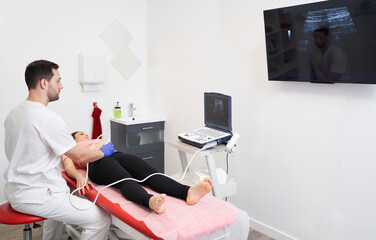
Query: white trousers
xmin=11 ymin=190 xmax=110 ymax=240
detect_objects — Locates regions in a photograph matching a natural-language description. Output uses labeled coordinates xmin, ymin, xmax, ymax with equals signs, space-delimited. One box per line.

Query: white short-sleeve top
xmin=3 ymin=100 xmax=77 ymax=204
xmin=310 ymin=44 xmax=347 ymax=81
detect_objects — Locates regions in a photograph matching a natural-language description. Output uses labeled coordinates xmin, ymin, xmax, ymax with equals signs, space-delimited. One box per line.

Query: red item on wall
xmin=92 ymin=102 xmax=102 ymax=139
xmin=280 ymin=23 xmax=292 ymax=29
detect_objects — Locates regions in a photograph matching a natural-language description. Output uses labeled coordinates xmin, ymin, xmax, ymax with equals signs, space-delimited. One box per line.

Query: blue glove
xmin=100 ymin=142 xmax=115 ymax=157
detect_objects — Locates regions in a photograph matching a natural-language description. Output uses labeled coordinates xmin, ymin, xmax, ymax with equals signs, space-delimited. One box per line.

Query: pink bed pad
xmin=62 ymin=171 xmax=241 ymax=240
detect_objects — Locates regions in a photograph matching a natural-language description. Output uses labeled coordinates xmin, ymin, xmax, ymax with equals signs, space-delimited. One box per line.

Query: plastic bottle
xmin=114 ymin=102 xmax=121 ymax=118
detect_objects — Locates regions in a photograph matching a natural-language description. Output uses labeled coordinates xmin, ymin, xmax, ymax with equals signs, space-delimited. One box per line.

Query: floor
xmin=0 ymin=221 xmax=275 ymax=240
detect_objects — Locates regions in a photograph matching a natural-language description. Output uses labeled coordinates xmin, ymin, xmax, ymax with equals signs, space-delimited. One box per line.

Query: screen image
xmin=205 ymin=93 xmax=232 ymax=131
xmin=264 ymin=0 xmax=376 ymax=84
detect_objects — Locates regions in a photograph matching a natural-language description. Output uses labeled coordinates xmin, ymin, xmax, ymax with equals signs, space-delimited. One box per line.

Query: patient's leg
xmin=112 ymin=153 xmax=212 ymax=205
xmin=88 ymin=154 xmax=156 ymax=211
xmin=186 ymin=176 xmax=213 ymax=205
xmin=113 ymin=153 xmax=191 ymax=200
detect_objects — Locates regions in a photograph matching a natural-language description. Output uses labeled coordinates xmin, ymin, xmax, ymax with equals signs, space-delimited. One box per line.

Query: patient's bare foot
xmin=186 ymin=176 xmax=212 ymax=205
xmin=203 ymin=176 xmax=213 ymax=187
xmin=149 ymin=194 xmax=166 ymax=214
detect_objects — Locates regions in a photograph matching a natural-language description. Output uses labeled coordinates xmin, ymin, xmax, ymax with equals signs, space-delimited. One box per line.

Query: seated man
xmin=63 ymin=131 xmax=213 ymax=214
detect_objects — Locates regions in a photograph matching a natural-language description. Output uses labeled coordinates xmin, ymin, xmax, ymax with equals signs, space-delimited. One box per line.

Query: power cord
xmin=225 ymin=152 xmax=229 ymax=202
xmin=69 ymin=137 xmax=217 ymax=210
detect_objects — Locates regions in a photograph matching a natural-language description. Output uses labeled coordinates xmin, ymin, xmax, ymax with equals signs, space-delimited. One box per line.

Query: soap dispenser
xmin=114 ymin=102 xmax=121 ymax=118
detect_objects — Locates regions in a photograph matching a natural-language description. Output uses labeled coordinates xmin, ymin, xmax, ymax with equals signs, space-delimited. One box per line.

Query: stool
xmin=0 ymin=202 xmax=45 ymax=240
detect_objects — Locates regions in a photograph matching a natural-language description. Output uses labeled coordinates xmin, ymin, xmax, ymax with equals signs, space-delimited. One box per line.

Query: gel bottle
xmin=114 ymin=102 xmax=121 ymax=118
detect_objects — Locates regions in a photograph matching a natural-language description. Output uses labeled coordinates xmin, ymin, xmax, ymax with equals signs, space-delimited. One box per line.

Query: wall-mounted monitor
xmin=263 ymin=0 xmax=376 ymax=84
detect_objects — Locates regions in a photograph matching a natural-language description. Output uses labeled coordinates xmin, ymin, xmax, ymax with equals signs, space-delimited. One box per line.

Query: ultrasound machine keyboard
xmin=196 ymin=128 xmax=225 ymax=138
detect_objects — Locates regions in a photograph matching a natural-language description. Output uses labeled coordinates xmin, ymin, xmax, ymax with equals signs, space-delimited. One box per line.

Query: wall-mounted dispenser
xmin=78 ymin=53 xmax=106 ymax=92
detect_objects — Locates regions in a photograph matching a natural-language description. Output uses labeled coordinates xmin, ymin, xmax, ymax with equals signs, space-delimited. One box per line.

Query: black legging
xmin=88 ymin=152 xmax=190 ymax=209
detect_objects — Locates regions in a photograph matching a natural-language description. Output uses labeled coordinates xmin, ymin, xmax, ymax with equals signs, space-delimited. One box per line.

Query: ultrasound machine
xmin=178 ymin=92 xmax=232 ymax=148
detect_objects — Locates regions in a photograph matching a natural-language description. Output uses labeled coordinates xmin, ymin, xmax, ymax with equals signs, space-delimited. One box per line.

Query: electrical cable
xmin=69 ymin=136 xmax=215 ymax=210
xmin=226 ymin=152 xmax=229 ymax=175
xmin=224 ymin=152 xmax=230 ymax=202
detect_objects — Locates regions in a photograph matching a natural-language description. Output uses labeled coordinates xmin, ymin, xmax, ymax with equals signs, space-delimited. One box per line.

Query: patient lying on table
xmin=62 ymin=131 xmax=213 ymax=214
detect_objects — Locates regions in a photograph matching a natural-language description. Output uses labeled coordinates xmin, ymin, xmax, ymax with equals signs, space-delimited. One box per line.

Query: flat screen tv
xmin=263 ymin=0 xmax=376 ymax=84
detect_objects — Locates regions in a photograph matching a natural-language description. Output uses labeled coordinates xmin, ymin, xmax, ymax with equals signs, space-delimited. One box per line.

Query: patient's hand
xmin=76 ymin=173 xmax=90 ymax=196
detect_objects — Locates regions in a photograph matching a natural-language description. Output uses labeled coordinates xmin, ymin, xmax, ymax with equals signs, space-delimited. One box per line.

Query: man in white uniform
xmin=3 ymin=60 xmax=115 ymax=240
xmin=310 ymin=26 xmax=347 ymax=82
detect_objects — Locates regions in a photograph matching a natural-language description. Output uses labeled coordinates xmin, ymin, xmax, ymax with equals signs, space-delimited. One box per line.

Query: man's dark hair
xmin=25 ymin=60 xmax=59 ymax=90
xmin=314 ymin=26 xmax=330 ymax=36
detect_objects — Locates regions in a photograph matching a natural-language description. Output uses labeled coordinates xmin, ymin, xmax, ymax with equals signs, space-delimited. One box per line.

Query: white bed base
xmin=65 ymin=210 xmax=250 ymax=240
xmin=65 ymin=215 xmax=152 ymax=240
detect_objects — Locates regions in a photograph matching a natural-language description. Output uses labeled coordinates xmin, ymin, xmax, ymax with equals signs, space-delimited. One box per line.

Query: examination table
xmin=62 ymin=170 xmax=249 ymax=240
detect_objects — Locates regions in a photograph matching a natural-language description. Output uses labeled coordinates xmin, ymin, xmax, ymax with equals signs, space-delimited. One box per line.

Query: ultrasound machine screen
xmin=204 ymin=92 xmax=232 ymax=132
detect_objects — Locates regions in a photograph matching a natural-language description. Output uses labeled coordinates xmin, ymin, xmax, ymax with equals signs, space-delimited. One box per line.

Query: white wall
xmin=2 ymin=1 xmax=376 ymax=239
xmin=147 ymin=0 xmax=376 ymax=240
xmin=0 ymin=0 xmax=147 ymax=201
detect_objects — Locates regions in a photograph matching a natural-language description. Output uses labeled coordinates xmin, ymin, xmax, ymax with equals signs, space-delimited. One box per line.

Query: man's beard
xmin=49 ymin=96 xmax=60 ymax=102
xmin=47 ymin=90 xmax=60 ymax=102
